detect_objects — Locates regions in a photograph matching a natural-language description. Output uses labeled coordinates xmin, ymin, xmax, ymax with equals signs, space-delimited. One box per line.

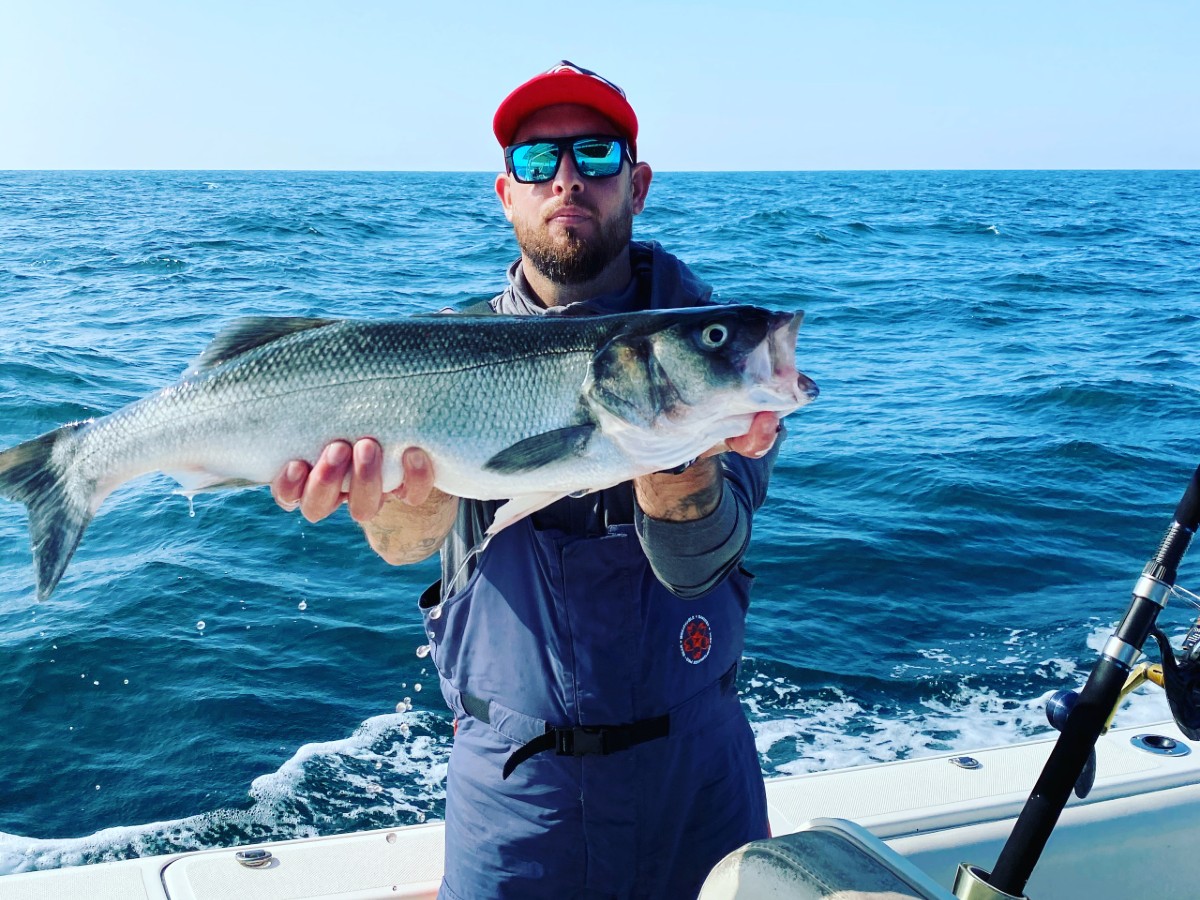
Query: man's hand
xmin=270 ymin=439 xmax=437 ymax=523
xmin=634 ymin=412 xmax=782 ymax=522
xmin=710 ymin=411 xmax=781 ymax=461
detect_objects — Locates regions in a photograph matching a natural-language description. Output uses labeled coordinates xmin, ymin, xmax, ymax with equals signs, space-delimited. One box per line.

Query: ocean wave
xmin=0 ymin=711 xmax=447 ymax=875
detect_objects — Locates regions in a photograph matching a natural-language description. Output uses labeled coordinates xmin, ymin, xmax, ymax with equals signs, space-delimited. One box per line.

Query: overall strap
xmin=630 ymin=242 xmax=654 ymax=308
xmin=461 ymin=660 xmax=740 ymax=779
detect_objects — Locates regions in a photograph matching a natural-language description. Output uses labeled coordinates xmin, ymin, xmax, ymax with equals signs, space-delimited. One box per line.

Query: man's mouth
xmin=547 ymin=205 xmax=592 ymax=225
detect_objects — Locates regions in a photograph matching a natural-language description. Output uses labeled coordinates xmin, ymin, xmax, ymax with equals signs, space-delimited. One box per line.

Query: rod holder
xmin=954 ymin=864 xmax=1029 ymax=900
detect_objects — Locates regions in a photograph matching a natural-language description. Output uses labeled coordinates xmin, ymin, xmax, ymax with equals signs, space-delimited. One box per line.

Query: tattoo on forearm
xmin=636 ymin=458 xmax=724 ymax=522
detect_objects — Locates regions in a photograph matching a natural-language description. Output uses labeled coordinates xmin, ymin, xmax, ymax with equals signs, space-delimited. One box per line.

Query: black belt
xmin=460 ymin=692 xmax=672 ymax=780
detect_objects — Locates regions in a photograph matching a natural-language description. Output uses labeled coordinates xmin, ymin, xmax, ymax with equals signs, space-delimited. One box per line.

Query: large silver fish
xmin=0 ymin=306 xmax=817 ymax=600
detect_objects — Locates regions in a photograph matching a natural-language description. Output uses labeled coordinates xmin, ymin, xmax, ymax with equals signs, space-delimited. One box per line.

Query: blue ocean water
xmin=0 ymin=170 xmax=1198 ymax=873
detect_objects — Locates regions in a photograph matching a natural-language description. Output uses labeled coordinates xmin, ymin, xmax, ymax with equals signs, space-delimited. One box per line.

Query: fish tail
xmin=0 ymin=423 xmax=94 ymax=600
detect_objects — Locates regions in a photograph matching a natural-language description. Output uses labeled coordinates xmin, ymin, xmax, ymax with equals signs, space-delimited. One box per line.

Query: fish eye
xmin=700 ymin=323 xmax=729 ymax=349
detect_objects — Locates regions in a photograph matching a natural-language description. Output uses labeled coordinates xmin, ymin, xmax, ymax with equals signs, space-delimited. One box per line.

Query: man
xmin=273 ymin=62 xmax=781 ymax=899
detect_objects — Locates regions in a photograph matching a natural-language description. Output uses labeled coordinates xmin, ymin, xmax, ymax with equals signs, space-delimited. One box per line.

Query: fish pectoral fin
xmin=169 ymin=471 xmax=263 ymax=494
xmin=185 ymin=316 xmax=339 ymax=375
xmin=486 ymin=492 xmax=571 ymax=536
xmin=483 ymin=424 xmax=597 ymax=474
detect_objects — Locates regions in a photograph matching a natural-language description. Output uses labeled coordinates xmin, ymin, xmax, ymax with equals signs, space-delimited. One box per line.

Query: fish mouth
xmin=763 ymin=311 xmax=818 ymax=406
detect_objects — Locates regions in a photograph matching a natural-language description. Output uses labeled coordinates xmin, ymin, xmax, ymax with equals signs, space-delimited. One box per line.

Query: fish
xmin=0 ymin=305 xmax=818 ymax=600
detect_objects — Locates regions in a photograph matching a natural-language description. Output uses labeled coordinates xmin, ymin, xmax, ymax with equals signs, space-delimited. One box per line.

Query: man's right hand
xmin=270 ymin=439 xmax=438 ymax=524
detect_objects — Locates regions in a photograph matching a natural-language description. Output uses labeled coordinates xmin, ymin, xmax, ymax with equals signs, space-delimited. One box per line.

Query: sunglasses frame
xmin=504 ymin=135 xmax=633 ymax=185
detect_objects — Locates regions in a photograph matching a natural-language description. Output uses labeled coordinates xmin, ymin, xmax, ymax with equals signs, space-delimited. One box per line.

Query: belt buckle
xmin=555 ymin=726 xmax=607 ymax=757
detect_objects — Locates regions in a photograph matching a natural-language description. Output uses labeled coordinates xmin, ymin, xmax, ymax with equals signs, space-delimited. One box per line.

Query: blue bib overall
xmin=424 ymin=242 xmax=772 ymax=898
xmin=423 ymin=511 xmax=769 ymax=900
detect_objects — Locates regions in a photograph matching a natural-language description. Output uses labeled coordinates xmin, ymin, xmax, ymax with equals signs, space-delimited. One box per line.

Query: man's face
xmin=496 ymin=104 xmax=651 ymax=286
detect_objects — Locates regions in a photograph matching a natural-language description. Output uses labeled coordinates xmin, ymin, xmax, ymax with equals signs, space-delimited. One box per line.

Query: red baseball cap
xmin=493 ymin=61 xmax=639 ymax=159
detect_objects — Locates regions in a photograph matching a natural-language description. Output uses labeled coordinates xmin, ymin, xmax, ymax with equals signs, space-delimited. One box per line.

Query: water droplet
xmin=196 ymin=621 xmax=206 ymax=632
xmin=414 ymin=683 xmax=422 ymax=692
xmin=123 ymin=679 xmax=129 ymax=685
xmin=93 ymin=680 xmax=99 ymax=686
xmin=395 ymin=701 xmax=406 ymax=714
xmin=365 ymin=783 xmax=383 ymax=795
xmin=403 ymin=697 xmax=412 ymax=709
xmin=386 ymin=832 xmax=397 ymax=844
xmin=429 ymin=605 xmax=442 ymax=620
xmin=94 ymin=784 xmax=101 ymax=790
xmin=415 ymin=644 xmax=430 ymax=659
xmin=415 ymin=812 xmax=426 ymax=823
xmin=399 ymin=723 xmax=410 ymax=737
xmin=298 ymin=600 xmax=307 ymax=611
xmin=187 ymin=496 xmax=196 ymax=517
xmin=375 ymin=760 xmax=383 ymax=770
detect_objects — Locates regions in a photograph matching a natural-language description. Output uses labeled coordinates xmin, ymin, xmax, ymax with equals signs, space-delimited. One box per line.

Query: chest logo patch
xmin=680 ymin=615 xmax=712 ymax=664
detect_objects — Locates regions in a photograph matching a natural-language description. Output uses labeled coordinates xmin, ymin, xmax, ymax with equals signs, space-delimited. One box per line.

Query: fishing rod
xmin=954 ymin=462 xmax=1200 ymax=900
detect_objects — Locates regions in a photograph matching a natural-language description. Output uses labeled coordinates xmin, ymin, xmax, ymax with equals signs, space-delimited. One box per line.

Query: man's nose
xmin=552 ymin=151 xmax=584 ymax=194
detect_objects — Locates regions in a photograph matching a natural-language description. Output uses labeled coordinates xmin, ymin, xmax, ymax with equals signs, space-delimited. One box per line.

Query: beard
xmin=514 ymin=200 xmax=633 ymax=285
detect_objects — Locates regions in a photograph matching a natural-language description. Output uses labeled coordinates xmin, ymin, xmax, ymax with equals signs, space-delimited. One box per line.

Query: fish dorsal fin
xmin=186 ymin=316 xmax=339 ymax=375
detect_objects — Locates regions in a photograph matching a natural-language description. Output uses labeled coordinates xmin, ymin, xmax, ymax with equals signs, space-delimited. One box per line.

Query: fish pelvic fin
xmin=0 ymin=424 xmax=94 ymax=601
xmin=185 ymin=316 xmax=339 ymax=376
xmin=483 ymin=424 xmax=597 ymax=475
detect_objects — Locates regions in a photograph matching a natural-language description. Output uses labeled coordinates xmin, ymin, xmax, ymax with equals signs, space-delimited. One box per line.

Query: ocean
xmin=0 ymin=170 xmax=1197 ymax=874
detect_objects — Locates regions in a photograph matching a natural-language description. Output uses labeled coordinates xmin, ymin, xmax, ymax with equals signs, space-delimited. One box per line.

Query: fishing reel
xmin=1041 ymin=608 xmax=1198 ymax=802
xmin=1152 ymin=605 xmax=1200 ymax=740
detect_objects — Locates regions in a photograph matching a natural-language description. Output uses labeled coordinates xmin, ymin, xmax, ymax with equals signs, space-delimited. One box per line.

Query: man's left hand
xmin=634 ymin=412 xmax=782 ymax=522
xmin=706 ymin=411 xmax=781 ymax=461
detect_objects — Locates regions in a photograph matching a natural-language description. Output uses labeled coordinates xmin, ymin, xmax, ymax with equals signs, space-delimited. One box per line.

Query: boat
xmin=0 ymin=715 xmax=1196 ymax=899
xmin=3 ymin=465 xmax=1197 ymax=900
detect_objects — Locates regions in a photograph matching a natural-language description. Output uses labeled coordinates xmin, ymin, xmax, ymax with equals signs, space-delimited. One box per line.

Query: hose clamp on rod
xmin=1102 ymin=636 xmax=1141 ymax=669
xmin=1133 ymin=573 xmax=1171 ymax=608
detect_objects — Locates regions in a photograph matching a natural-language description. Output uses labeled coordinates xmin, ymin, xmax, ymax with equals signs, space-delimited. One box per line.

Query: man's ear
xmin=495 ymin=172 xmax=515 ymax=222
xmin=630 ymin=162 xmax=653 ymax=215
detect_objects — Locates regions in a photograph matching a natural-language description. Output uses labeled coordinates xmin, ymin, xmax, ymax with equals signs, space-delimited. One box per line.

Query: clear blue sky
xmin=2 ymin=0 xmax=1196 ymax=170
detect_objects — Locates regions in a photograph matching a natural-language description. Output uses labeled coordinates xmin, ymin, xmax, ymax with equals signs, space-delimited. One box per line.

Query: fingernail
xmin=327 ymin=442 xmax=350 ymax=466
xmin=405 ymin=449 xmax=426 ymax=472
xmin=285 ymin=461 xmax=305 ymax=483
xmin=358 ymin=441 xmax=377 ymax=465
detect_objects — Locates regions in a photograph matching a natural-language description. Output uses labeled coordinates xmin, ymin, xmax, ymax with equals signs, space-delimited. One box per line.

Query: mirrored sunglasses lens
xmin=573 ymin=139 xmax=622 ymax=177
xmin=511 ymin=143 xmax=561 ymax=182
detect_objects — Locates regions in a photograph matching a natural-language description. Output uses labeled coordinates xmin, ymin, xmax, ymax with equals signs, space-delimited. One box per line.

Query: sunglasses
xmin=504 ymin=135 xmax=632 ymax=184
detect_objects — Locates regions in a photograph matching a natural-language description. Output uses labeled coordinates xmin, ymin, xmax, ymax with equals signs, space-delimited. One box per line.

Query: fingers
xmin=299 ymin=440 xmax=353 ymax=522
xmin=274 ymin=440 xmax=436 ymax=523
xmin=395 ymin=447 xmax=435 ymax=507
xmin=271 ymin=459 xmax=310 ymax=511
xmin=725 ymin=412 xmax=782 ymax=459
xmin=347 ymin=439 xmax=385 ymax=522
